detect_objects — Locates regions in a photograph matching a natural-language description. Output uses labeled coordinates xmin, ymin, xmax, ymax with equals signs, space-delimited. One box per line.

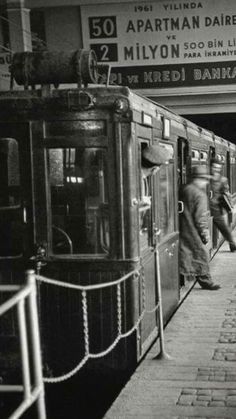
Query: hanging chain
xmin=34 ymin=269 xmax=160 ymax=383
xmin=140 ymin=266 xmax=146 ymax=312
xmin=117 ymin=283 xmax=122 ymax=334
xmin=82 ymin=290 xmax=89 ymax=356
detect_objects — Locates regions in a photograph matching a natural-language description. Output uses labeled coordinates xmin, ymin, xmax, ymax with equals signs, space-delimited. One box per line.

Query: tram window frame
xmin=47 ymin=146 xmax=110 ymax=257
xmin=230 ymin=157 xmax=236 ymax=194
xmin=139 ymin=140 xmax=176 ymax=245
xmin=233 ymin=160 xmax=236 ymax=195
xmin=158 ymin=142 xmax=176 ymax=239
xmin=200 ymin=151 xmax=208 ymax=161
xmin=217 ymin=155 xmax=227 ymax=177
xmin=177 ymin=137 xmax=189 ymax=186
xmin=162 ymin=117 xmax=171 ymax=140
xmin=139 ymin=141 xmax=152 ymax=251
xmin=191 ymin=149 xmax=200 ymax=161
xmin=0 ymin=138 xmax=23 ymax=257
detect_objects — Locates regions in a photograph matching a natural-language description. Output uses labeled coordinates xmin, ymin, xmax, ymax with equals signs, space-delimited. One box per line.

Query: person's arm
xmin=221 ymin=176 xmax=230 ymax=193
xmin=222 ymin=177 xmax=233 ymax=199
xmin=194 ymin=193 xmax=210 ymax=244
xmin=140 ymin=174 xmax=151 ymax=206
xmin=220 ymin=177 xmax=233 ymax=210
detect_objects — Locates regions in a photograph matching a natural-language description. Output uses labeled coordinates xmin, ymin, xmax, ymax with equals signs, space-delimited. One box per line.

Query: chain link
xmin=117 ymin=284 xmax=122 ymax=334
xmin=82 ymin=290 xmax=89 ymax=355
xmin=140 ymin=267 xmax=146 ymax=312
xmin=34 ymin=268 xmax=160 ymax=384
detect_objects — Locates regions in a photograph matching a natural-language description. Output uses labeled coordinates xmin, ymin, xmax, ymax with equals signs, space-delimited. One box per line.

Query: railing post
xmin=153 ymin=248 xmax=171 ymax=360
xmin=26 ymin=269 xmax=47 ymax=419
xmin=17 ymin=299 xmax=31 ymax=401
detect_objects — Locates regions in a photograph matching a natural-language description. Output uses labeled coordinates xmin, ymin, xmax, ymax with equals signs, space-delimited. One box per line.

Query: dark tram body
xmin=1 ymin=51 xmax=236 ymax=378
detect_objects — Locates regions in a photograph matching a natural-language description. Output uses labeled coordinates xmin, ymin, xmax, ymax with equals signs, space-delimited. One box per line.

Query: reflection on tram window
xmin=159 ymin=163 xmax=175 ymax=238
xmin=0 ymin=138 xmax=20 ymax=207
xmin=139 ymin=172 xmax=151 ymax=250
xmin=0 ymin=138 xmax=22 ymax=256
xmin=48 ymin=147 xmax=110 ymax=255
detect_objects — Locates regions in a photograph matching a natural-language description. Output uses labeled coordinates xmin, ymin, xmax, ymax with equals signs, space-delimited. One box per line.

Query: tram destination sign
xmin=81 ymin=0 xmax=236 ymax=90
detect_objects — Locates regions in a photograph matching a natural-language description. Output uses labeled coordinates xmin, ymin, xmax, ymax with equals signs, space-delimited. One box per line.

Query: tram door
xmin=155 ymin=143 xmax=179 ymax=321
xmin=138 ymin=140 xmax=179 ymax=356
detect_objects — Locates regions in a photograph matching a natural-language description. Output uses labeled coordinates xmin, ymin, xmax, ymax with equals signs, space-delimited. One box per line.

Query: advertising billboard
xmin=81 ymin=1 xmax=236 ymax=91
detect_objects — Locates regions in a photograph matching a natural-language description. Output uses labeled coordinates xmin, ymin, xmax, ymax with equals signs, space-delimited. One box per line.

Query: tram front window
xmin=48 ymin=147 xmax=110 ymax=255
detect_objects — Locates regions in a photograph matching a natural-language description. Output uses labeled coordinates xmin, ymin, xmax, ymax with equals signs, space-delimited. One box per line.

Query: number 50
xmin=89 ymin=16 xmax=117 ymax=38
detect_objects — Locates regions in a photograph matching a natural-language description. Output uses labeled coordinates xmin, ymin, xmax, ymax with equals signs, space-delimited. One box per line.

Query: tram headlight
xmin=114 ymin=98 xmax=129 ymax=113
xmin=78 ymin=91 xmax=94 ymax=109
xmin=68 ymin=91 xmax=95 ymax=110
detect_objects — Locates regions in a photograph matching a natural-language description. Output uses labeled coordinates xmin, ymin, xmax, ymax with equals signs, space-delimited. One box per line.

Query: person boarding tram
xmin=210 ymin=158 xmax=236 ymax=252
xmin=179 ymin=166 xmax=220 ymax=291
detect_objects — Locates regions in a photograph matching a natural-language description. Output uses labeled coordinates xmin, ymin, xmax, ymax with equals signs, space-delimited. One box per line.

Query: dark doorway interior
xmin=183 ymin=113 xmax=236 ymax=144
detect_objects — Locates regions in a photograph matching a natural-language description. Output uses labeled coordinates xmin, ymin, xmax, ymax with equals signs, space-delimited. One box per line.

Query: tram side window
xmin=221 ymin=156 xmax=227 ymax=177
xmin=0 ymin=138 xmax=22 ymax=257
xmin=159 ymin=150 xmax=175 ymax=239
xmin=139 ymin=171 xmax=152 ymax=250
xmin=230 ymin=158 xmax=236 ymax=194
xmin=48 ymin=147 xmax=110 ymax=255
xmin=139 ymin=142 xmax=153 ymax=250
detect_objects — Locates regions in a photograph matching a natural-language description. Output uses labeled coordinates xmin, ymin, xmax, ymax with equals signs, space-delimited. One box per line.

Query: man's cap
xmin=142 ymin=144 xmax=173 ymax=168
xmin=191 ymin=165 xmax=211 ymax=180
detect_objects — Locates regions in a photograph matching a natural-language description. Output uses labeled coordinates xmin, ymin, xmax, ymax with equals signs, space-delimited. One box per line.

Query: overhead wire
xmin=0 ymin=44 xmax=12 ymax=53
xmin=0 ymin=43 xmax=12 ymax=90
xmin=0 ymin=11 xmax=105 ymax=56
xmin=1 ymin=11 xmax=86 ymax=51
xmin=0 ymin=14 xmax=47 ymax=48
xmin=0 ymin=12 xmax=111 ymax=87
xmin=0 ymin=13 xmax=80 ymax=51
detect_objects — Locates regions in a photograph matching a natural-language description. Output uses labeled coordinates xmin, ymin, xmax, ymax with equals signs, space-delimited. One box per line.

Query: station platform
xmin=104 ymin=237 xmax=236 ymax=419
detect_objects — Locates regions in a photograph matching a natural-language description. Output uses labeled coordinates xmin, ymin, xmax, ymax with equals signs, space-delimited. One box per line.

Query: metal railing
xmin=0 ymin=257 xmax=168 ymax=416
xmin=36 ymin=269 xmax=143 ymax=383
xmin=33 ymin=255 xmax=168 ymax=383
xmin=0 ymin=270 xmax=46 ymax=419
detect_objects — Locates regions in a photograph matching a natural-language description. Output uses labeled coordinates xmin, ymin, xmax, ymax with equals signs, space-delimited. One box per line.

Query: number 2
xmin=100 ymin=45 xmax=109 ymax=60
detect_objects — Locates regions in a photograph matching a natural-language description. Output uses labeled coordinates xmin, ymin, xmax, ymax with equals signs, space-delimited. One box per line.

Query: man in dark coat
xmin=179 ymin=165 xmax=220 ymax=290
xmin=210 ymin=158 xmax=236 ymax=252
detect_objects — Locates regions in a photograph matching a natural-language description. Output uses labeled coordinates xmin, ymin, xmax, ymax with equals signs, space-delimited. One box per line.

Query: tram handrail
xmin=0 ymin=271 xmax=46 ymax=419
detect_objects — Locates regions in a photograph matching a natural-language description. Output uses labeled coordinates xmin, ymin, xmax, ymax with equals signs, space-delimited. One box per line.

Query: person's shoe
xmin=201 ymin=283 xmax=221 ymax=290
xmin=229 ymin=242 xmax=236 ymax=252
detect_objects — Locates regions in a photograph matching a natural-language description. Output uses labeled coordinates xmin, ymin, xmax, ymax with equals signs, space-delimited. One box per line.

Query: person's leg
xmin=213 ymin=216 xmax=236 ymax=251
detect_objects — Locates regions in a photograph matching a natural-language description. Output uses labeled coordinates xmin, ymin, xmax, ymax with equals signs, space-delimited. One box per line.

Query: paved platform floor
xmin=104 ymin=238 xmax=236 ymax=419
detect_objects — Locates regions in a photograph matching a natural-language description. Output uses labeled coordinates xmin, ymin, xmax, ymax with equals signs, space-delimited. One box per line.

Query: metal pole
xmin=153 ymin=247 xmax=171 ymax=360
xmin=17 ymin=300 xmax=31 ymax=401
xmin=26 ymin=270 xmax=47 ymax=419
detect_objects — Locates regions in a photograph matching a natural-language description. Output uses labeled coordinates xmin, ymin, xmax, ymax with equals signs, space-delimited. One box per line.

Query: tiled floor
xmin=104 ymin=238 xmax=236 ymax=419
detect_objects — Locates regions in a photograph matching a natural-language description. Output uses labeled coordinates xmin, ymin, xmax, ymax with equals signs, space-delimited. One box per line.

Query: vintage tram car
xmin=0 ymin=50 xmax=236 ymax=379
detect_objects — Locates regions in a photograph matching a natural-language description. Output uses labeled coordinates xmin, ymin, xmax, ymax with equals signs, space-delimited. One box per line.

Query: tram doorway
xmin=184 ymin=112 xmax=236 ymax=255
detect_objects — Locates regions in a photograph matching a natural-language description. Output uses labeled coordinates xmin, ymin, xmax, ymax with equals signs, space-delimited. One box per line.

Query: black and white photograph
xmin=1 ymin=0 xmax=236 ymax=418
